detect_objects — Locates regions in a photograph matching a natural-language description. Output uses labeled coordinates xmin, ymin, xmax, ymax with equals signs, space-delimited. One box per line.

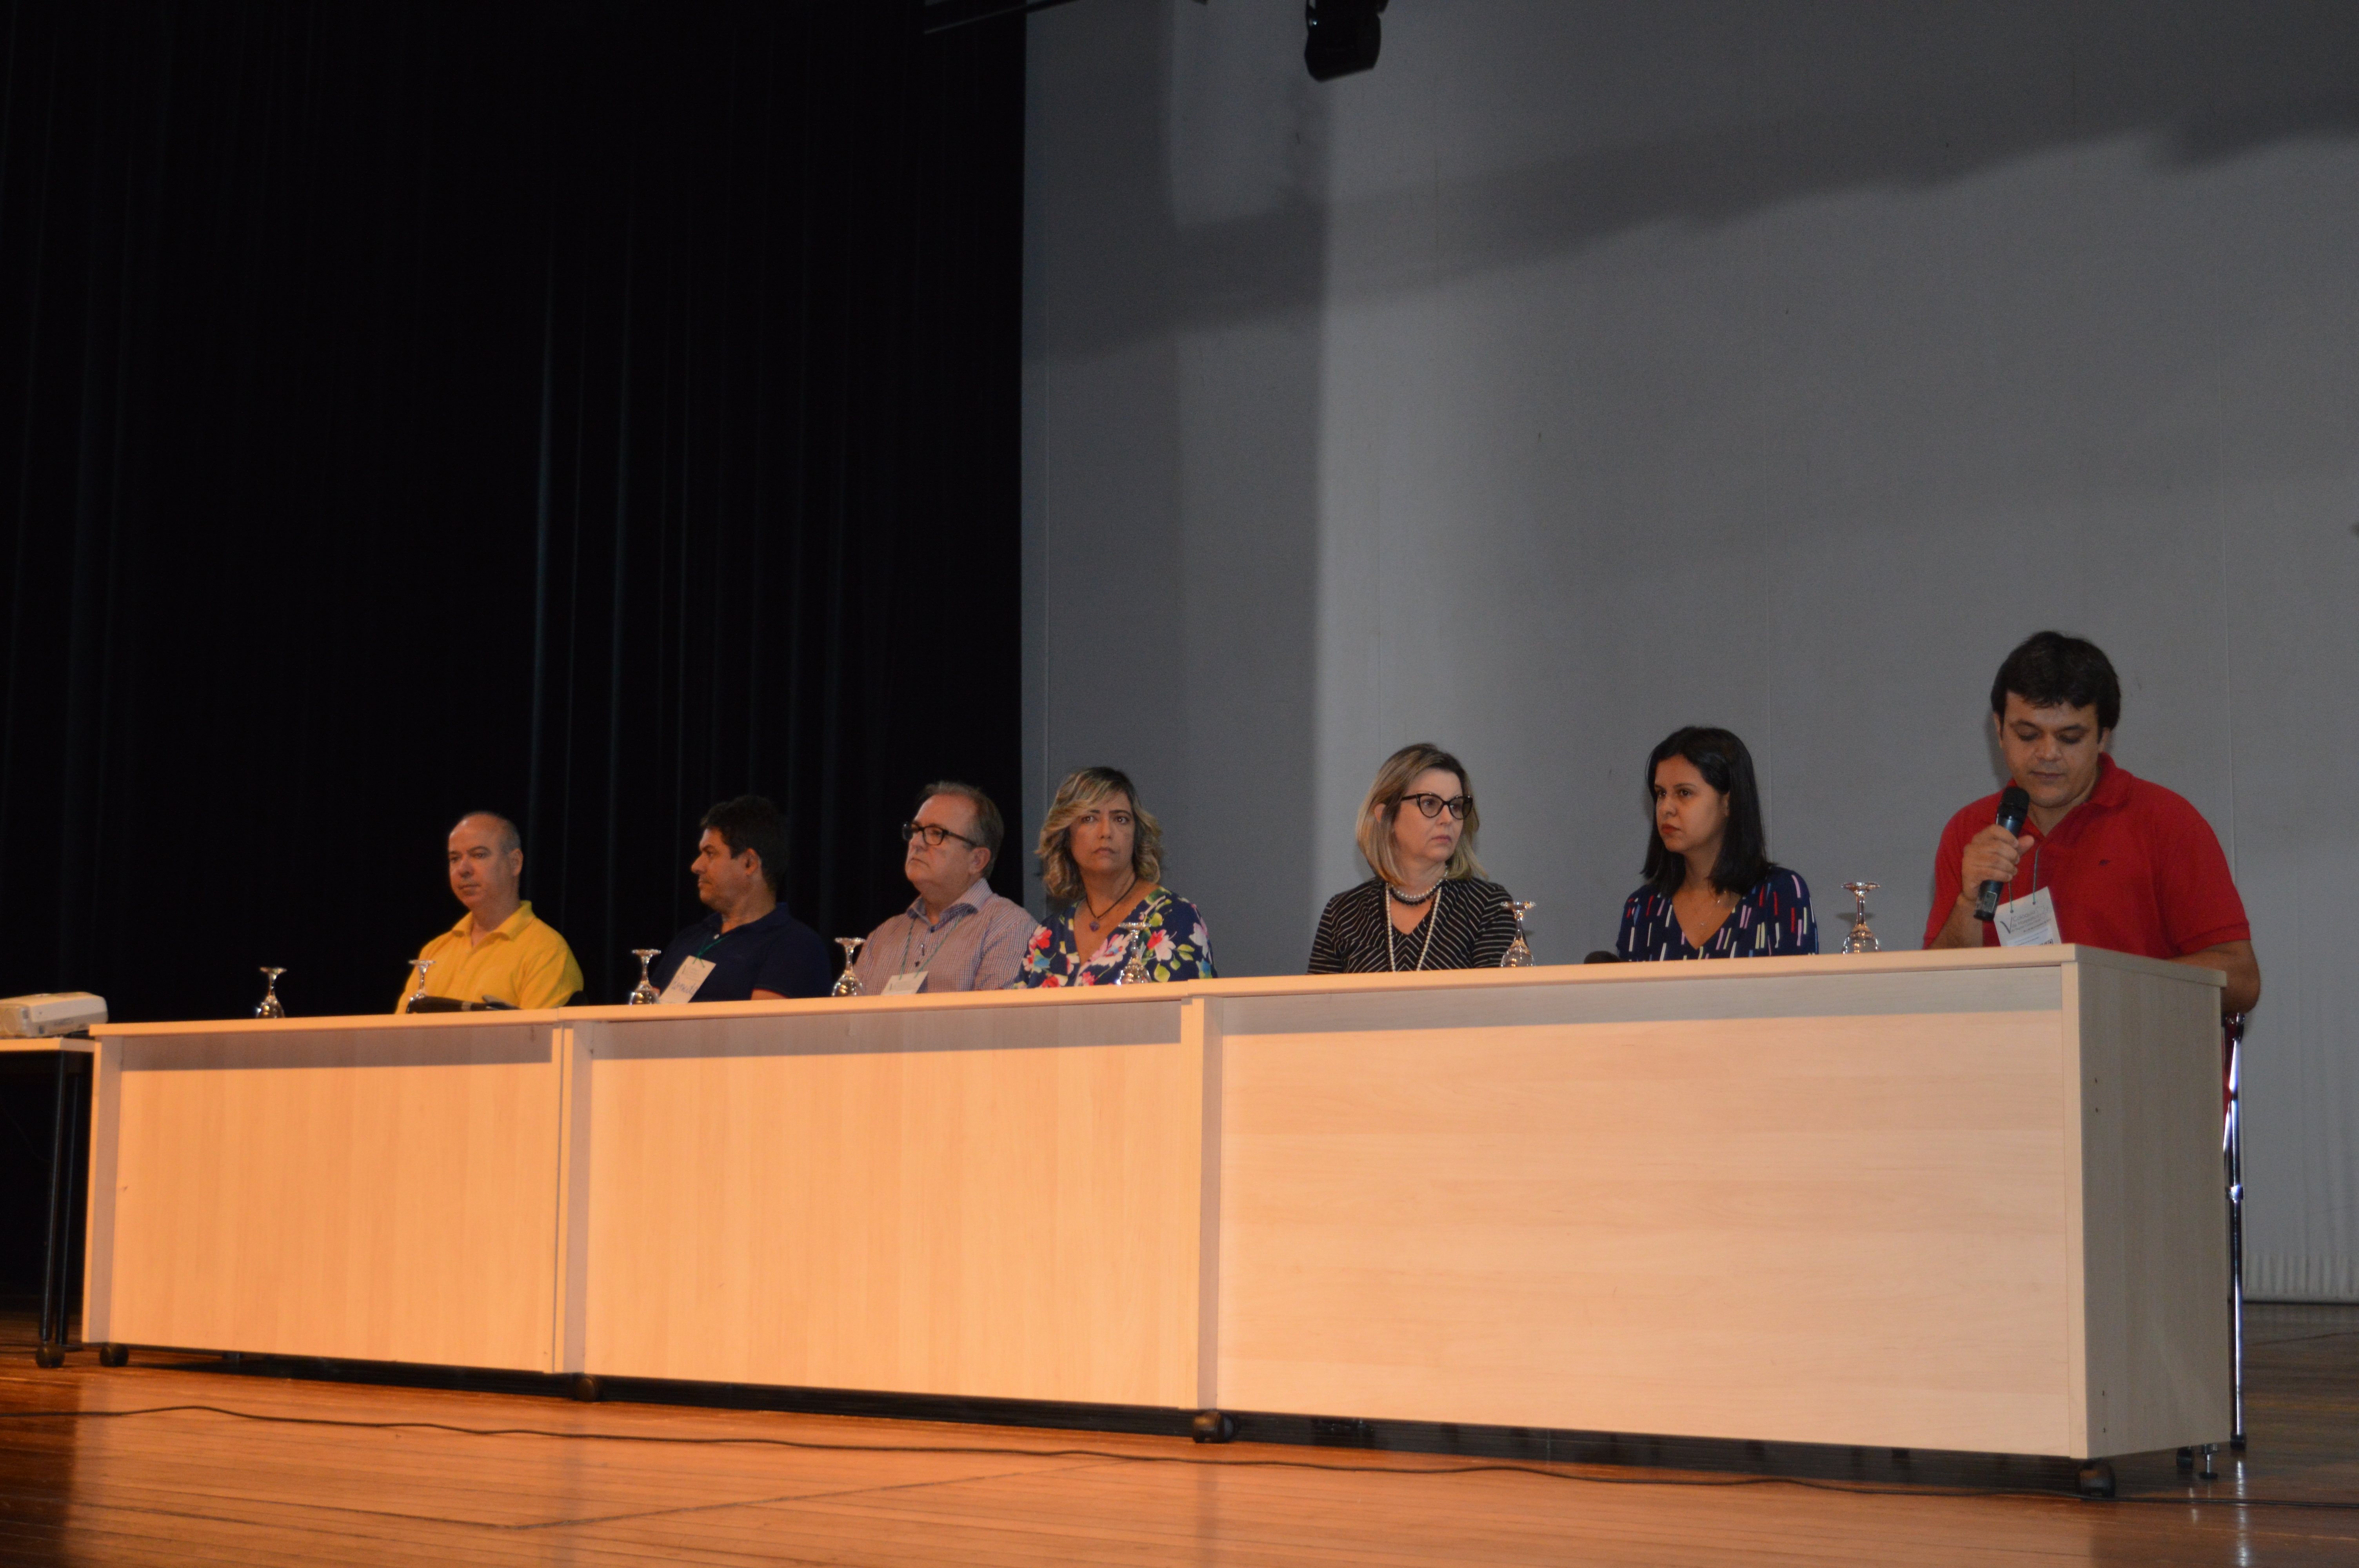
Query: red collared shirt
xmin=1924 ymin=755 xmax=2250 ymax=958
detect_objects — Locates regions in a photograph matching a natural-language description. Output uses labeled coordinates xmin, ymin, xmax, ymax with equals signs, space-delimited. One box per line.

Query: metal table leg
xmin=2225 ymin=1014 xmax=2245 ymax=1450
xmin=34 ymin=1051 xmax=84 ymax=1370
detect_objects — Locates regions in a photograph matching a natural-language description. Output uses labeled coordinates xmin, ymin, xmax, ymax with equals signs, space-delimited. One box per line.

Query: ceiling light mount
xmin=1304 ymin=0 xmax=1386 ymax=83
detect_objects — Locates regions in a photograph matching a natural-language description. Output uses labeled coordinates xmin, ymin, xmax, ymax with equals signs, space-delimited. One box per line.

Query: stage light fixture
xmin=1304 ymin=0 xmax=1385 ymax=82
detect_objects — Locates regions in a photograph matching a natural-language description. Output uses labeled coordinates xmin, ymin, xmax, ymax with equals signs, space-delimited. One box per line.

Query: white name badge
xmin=881 ymin=970 xmax=927 ymax=996
xmin=657 ymin=955 xmax=715 ymax=1004
xmin=1993 ymin=887 xmax=2062 ymax=947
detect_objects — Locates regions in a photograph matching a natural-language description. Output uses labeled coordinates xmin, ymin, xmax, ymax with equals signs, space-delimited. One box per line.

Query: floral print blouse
xmin=1015 ymin=887 xmax=1216 ymax=987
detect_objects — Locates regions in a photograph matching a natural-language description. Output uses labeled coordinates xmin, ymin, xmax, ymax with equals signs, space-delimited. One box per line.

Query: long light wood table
xmin=83 ymin=946 xmax=2228 ymax=1460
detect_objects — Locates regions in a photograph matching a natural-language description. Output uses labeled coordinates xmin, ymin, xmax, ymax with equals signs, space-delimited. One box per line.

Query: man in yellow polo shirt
xmin=395 ymin=811 xmax=584 ymax=1011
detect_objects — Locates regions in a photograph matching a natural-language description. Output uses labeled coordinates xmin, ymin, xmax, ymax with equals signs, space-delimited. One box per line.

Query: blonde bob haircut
xmin=1356 ymin=742 xmax=1485 ymax=887
xmin=1036 ymin=766 xmax=1164 ymax=904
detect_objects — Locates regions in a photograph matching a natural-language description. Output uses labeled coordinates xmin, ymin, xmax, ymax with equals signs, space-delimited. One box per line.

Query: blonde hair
xmin=1036 ymin=767 xmax=1164 ymax=903
xmin=1356 ymin=742 xmax=1485 ymax=887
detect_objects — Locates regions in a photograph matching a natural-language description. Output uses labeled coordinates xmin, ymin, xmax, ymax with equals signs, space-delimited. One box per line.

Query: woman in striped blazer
xmin=1308 ymin=742 xmax=1520 ymax=973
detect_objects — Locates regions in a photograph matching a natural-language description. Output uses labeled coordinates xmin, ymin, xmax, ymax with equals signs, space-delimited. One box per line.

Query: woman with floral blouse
xmin=1016 ymin=767 xmax=1214 ymax=986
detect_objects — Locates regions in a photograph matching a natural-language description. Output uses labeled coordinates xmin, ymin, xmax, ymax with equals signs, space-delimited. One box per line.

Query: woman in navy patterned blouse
xmin=1615 ymin=726 xmax=1816 ymax=961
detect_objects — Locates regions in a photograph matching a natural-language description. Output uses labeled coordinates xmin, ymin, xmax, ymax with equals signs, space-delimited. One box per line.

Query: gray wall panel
xmin=1025 ymin=2 xmax=2359 ymax=1296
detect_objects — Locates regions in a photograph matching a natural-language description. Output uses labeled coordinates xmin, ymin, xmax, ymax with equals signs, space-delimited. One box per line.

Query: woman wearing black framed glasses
xmin=1308 ymin=742 xmax=1519 ymax=973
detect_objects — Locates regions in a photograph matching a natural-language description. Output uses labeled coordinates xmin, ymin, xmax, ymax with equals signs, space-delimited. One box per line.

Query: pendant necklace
xmin=1083 ymin=875 xmax=1138 ymax=933
xmin=1385 ymin=881 xmax=1443 ymax=973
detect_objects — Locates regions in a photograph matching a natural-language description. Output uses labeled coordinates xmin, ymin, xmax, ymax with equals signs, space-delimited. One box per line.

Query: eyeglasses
xmin=901 ymin=821 xmax=982 ymax=850
xmin=1399 ymin=792 xmax=1473 ymax=820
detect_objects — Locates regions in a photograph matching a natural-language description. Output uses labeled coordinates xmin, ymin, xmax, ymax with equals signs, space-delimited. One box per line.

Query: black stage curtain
xmin=0 ymin=1 xmax=1025 ymax=1024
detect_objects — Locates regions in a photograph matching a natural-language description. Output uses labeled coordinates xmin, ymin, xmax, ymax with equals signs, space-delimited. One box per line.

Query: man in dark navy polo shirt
xmin=1925 ymin=632 xmax=2260 ymax=1015
xmin=647 ymin=796 xmax=832 ymax=1002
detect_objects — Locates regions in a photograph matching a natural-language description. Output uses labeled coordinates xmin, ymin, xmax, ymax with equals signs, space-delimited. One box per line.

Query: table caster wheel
xmin=32 ymin=1345 xmax=64 ymax=1369
xmin=2076 ymin=1461 xmax=2115 ymax=1498
xmin=569 ymin=1374 xmax=601 ymax=1403
xmin=98 ymin=1343 xmax=128 ymax=1368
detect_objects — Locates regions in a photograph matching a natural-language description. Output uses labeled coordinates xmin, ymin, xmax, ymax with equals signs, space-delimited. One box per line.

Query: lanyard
xmin=897 ymin=902 xmax=971 ymax=975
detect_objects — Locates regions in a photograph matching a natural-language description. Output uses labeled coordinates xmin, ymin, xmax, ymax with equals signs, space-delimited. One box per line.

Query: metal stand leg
xmin=62 ymin=1062 xmax=83 ymax=1336
xmin=34 ymin=1052 xmax=71 ymax=1368
xmin=2224 ymin=1015 xmax=2246 ymax=1450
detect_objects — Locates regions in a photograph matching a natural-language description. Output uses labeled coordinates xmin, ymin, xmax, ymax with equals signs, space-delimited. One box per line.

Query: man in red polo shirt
xmin=1925 ymin=631 xmax=2260 ymax=1014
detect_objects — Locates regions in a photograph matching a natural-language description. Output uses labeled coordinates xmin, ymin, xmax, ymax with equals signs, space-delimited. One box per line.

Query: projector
xmin=0 ymin=992 xmax=108 ymax=1038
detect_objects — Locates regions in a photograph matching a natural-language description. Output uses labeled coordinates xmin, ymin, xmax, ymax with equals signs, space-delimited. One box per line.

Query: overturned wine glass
xmin=1840 ymin=882 xmax=1881 ymax=954
xmin=628 ymin=949 xmax=662 ymax=1006
xmin=831 ymin=936 xmax=867 ymax=997
xmin=255 ymin=967 xmax=287 ymax=1019
xmin=1112 ymin=918 xmax=1153 ymax=984
xmin=1499 ymin=901 xmax=1538 ymax=968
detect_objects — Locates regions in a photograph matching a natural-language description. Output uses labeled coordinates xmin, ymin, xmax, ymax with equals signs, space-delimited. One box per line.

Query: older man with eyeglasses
xmin=848 ymin=780 xmax=1042 ymax=995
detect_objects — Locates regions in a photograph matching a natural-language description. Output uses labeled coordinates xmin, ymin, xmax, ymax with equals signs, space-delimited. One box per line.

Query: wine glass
xmin=1111 ymin=919 xmax=1153 ymax=984
xmin=255 ymin=967 xmax=287 ymax=1019
xmin=403 ymin=958 xmax=435 ymax=1008
xmin=1499 ymin=901 xmax=1538 ymax=968
xmin=1840 ymin=882 xmax=1881 ymax=954
xmin=627 ymin=949 xmax=662 ymax=1005
xmin=830 ymin=937 xmax=867 ymax=997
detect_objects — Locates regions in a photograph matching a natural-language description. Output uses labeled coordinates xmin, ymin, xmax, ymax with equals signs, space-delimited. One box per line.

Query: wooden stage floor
xmin=1 ymin=1305 xmax=2354 ymax=1565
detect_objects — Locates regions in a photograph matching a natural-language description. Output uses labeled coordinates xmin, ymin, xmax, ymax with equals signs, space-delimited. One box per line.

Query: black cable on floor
xmin=0 ymin=1402 xmax=2353 ymax=1511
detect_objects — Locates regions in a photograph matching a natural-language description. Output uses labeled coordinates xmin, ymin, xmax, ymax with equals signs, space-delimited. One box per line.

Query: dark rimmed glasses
xmin=1399 ymin=792 xmax=1473 ymax=820
xmin=901 ymin=820 xmax=983 ymax=850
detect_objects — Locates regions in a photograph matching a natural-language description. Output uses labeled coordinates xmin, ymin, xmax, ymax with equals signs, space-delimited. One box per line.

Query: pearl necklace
xmin=1385 ymin=881 xmax=1442 ymax=973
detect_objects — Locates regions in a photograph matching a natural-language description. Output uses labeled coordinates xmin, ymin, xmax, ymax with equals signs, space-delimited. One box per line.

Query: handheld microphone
xmin=1974 ymin=785 xmax=2032 ymax=922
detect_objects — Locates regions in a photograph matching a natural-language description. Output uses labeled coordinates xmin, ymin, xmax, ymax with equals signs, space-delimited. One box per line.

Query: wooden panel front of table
xmin=567 ymin=994 xmax=1212 ymax=1406
xmin=1207 ymin=948 xmax=2226 ymax=1458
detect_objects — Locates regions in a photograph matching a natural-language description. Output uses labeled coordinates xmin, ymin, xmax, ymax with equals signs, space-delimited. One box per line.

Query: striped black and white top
xmin=1307 ymin=877 xmax=1520 ymax=974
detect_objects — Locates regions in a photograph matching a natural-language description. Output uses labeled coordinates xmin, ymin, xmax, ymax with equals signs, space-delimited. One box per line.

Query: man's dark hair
xmin=917 ymin=780 xmax=1004 ymax=868
xmin=1991 ymin=632 xmax=2121 ymax=733
xmin=700 ymin=795 xmax=788 ymax=895
xmin=1640 ymin=726 xmax=1777 ymax=898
